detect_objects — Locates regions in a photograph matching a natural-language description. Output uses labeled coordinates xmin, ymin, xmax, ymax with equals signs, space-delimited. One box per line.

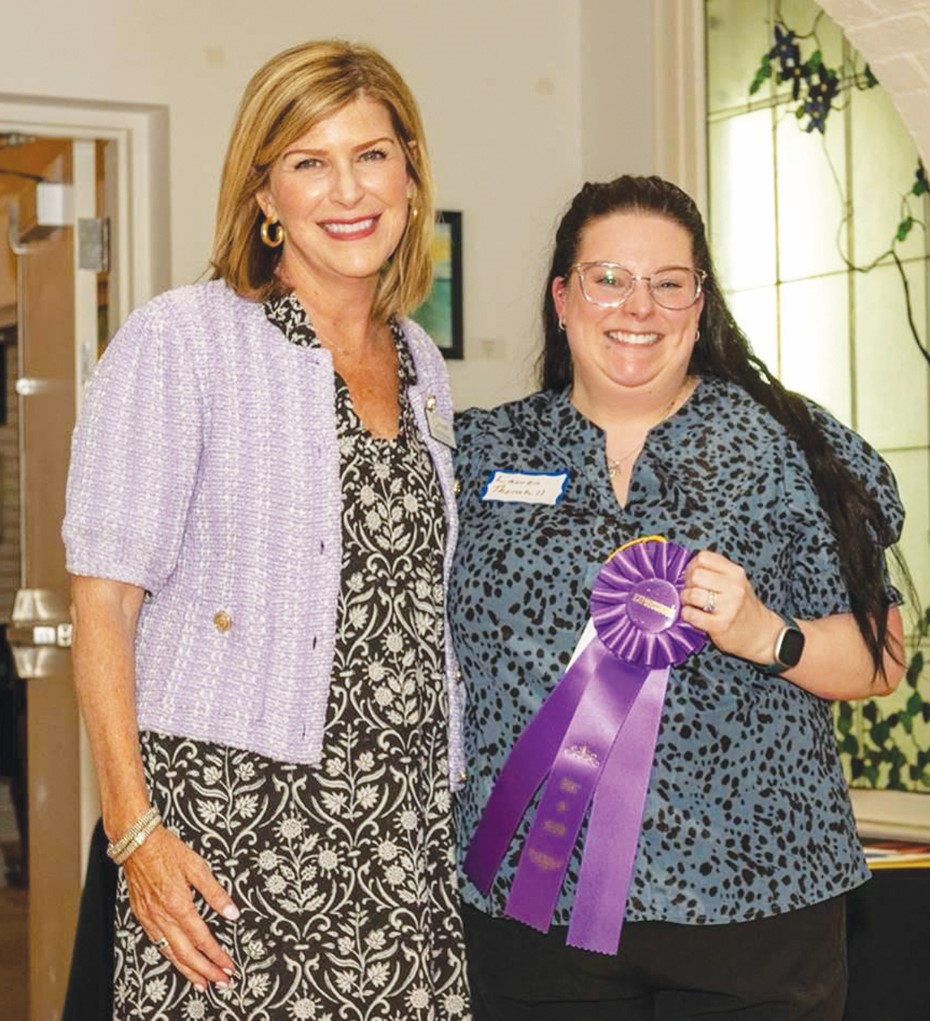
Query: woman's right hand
xmin=123 ymin=825 xmax=239 ymax=990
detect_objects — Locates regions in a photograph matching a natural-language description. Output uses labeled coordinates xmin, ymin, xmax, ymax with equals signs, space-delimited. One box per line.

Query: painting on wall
xmin=411 ymin=211 xmax=463 ymax=360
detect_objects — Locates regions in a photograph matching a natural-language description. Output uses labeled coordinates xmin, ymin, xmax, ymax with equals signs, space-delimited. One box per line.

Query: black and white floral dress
xmin=113 ymin=294 xmax=470 ymax=1021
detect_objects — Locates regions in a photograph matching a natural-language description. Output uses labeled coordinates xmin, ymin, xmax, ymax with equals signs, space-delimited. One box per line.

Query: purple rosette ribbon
xmin=464 ymin=537 xmax=706 ymax=954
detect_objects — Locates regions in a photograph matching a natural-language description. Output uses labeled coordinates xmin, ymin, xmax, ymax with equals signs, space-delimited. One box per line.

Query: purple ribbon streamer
xmin=566 ymin=666 xmax=669 ymax=952
xmin=504 ymin=644 xmax=648 ymax=933
xmin=464 ymin=538 xmax=706 ymax=955
xmin=463 ymin=634 xmax=599 ymax=894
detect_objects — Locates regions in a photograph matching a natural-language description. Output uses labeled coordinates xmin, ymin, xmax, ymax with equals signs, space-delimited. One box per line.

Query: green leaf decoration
xmin=869 ymin=721 xmax=890 ymax=744
xmin=749 ymin=55 xmax=773 ymax=95
xmin=841 ymin=733 xmax=859 ymax=755
xmin=896 ymin=216 xmax=915 ymax=241
xmin=808 ymin=50 xmax=823 ymax=69
xmin=907 ymin=691 xmax=924 ymax=716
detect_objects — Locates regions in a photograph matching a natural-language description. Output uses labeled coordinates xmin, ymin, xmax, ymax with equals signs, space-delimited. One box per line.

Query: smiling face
xmin=256 ymin=94 xmax=412 ymax=301
xmin=552 ymin=212 xmax=704 ymax=415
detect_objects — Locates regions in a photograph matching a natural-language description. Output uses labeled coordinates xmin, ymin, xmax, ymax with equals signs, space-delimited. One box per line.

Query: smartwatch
xmin=760 ymin=612 xmax=805 ymax=675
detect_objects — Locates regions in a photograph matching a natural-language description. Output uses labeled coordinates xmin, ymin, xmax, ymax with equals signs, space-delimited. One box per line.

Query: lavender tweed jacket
xmin=62 ymin=280 xmax=464 ymax=784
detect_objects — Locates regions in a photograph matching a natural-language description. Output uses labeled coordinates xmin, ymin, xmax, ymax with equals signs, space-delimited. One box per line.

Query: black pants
xmin=63 ymin=820 xmax=116 ymax=1021
xmin=461 ymin=899 xmax=847 ymax=1020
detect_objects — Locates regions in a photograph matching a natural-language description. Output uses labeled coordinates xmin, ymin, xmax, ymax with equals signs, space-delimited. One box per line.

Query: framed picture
xmin=411 ymin=210 xmax=463 ymax=360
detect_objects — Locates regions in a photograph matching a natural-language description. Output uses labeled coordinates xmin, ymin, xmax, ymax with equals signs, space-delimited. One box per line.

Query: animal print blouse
xmin=450 ymin=377 xmax=902 ymax=925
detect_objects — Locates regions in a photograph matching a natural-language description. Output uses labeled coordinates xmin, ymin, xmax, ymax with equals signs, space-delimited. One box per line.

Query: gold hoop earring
xmin=260 ymin=216 xmax=284 ymax=248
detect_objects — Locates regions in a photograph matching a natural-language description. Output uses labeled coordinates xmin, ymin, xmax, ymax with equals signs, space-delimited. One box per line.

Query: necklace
xmin=606 ymin=445 xmax=645 ymax=478
xmin=605 ymin=378 xmax=693 ymax=479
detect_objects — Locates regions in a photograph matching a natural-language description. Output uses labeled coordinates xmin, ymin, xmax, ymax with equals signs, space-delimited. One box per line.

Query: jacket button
xmin=458 ymin=769 xmax=468 ymax=783
xmin=455 ymin=669 xmax=463 ymax=685
xmin=426 ymin=394 xmax=437 ymax=412
xmin=453 ymin=478 xmax=461 ymax=497
xmin=213 ymin=611 xmax=232 ymax=633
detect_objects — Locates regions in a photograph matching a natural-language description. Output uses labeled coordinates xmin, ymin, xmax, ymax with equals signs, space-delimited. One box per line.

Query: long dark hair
xmin=540 ymin=175 xmax=901 ymax=677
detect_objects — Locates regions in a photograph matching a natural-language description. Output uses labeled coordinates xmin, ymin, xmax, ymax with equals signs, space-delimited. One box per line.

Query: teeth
xmin=323 ymin=218 xmax=376 ymax=235
xmin=606 ymin=331 xmax=660 ymax=345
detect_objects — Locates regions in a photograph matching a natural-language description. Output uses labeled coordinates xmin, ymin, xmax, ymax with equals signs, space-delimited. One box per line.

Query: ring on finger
xmin=702 ymin=589 xmax=718 ymax=614
xmin=153 ymin=936 xmax=170 ymax=951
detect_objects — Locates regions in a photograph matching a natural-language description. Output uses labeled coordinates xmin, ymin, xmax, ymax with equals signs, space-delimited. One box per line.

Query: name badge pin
xmin=425 ymin=395 xmax=456 ymax=448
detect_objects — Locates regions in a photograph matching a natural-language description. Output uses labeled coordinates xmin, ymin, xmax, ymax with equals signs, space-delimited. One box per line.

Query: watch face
xmin=777 ymin=627 xmax=805 ymax=668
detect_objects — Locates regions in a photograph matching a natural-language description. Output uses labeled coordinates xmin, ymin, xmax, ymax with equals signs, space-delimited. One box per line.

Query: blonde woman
xmin=64 ymin=40 xmax=469 ymax=1020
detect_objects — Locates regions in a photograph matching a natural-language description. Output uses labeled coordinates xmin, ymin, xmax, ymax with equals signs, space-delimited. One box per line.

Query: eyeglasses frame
xmin=569 ymin=261 xmax=707 ymax=311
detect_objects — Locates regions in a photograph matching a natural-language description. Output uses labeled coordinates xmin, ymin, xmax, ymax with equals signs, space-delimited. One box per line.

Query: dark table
xmin=845 ymin=867 xmax=930 ymax=1020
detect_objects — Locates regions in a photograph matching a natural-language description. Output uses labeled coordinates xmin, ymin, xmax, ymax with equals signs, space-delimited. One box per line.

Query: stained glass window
xmin=706 ymin=0 xmax=930 ymax=795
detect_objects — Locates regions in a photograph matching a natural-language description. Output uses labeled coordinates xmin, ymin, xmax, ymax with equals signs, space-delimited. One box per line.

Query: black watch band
xmin=760 ymin=612 xmax=805 ymax=675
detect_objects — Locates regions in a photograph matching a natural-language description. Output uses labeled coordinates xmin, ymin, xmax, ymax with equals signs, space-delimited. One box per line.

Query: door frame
xmin=0 ymin=94 xmax=170 ymax=868
xmin=0 ymin=93 xmax=171 ymax=325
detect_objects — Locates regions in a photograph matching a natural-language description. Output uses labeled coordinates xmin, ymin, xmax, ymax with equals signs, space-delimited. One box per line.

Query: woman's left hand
xmin=680 ymin=549 xmax=781 ymax=664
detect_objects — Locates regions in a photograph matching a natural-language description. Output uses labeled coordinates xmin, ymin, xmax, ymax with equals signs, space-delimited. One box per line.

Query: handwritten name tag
xmin=480 ymin=469 xmax=570 ymax=505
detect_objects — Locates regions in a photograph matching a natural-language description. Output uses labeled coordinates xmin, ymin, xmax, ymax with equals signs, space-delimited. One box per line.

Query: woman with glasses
xmin=450 ymin=175 xmax=905 ymax=1018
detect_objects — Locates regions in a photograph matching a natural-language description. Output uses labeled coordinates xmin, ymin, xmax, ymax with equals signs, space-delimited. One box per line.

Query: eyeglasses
xmin=571 ymin=262 xmax=706 ymax=311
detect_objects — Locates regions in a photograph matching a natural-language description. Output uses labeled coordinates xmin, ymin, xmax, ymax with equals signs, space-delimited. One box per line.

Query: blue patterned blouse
xmin=450 ymin=377 xmax=903 ymax=925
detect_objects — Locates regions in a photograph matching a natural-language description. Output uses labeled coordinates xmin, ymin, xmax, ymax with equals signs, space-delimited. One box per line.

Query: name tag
xmin=481 ymin=469 xmax=570 ymax=505
xmin=426 ymin=407 xmax=457 ymax=448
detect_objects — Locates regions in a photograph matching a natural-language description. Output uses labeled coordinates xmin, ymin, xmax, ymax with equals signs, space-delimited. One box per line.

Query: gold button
xmin=458 ymin=769 xmax=468 ymax=783
xmin=455 ymin=669 xmax=463 ymax=685
xmin=453 ymin=478 xmax=462 ymax=497
xmin=213 ymin=611 xmax=232 ymax=633
xmin=426 ymin=394 xmax=437 ymax=412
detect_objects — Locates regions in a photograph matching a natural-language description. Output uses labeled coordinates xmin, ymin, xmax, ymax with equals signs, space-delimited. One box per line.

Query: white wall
xmin=0 ymin=0 xmax=658 ymax=409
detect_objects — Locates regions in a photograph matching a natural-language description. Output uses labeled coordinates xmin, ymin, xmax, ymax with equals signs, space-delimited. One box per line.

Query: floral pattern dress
xmin=112 ymin=294 xmax=470 ymax=1021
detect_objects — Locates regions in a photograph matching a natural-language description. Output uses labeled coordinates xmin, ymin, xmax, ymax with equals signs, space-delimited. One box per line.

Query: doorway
xmin=0 ymin=131 xmax=106 ymax=1021
xmin=0 ymin=97 xmax=168 ymax=1021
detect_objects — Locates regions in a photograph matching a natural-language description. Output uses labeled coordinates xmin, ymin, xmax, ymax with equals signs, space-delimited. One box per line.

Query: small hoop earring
xmin=558 ymin=316 xmax=566 ymax=332
xmin=410 ymin=205 xmax=419 ymax=220
xmin=694 ymin=327 xmax=701 ymax=344
xmin=260 ymin=216 xmax=284 ymax=248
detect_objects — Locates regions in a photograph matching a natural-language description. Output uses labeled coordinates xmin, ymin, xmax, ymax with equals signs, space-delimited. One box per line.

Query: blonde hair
xmin=210 ymin=40 xmax=436 ymax=322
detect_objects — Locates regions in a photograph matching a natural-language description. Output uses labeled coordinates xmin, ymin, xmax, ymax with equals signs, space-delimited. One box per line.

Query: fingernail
xmin=216 ymin=981 xmax=229 ymax=990
xmin=195 ymin=984 xmax=206 ymax=993
xmin=222 ymin=904 xmax=241 ymax=921
xmin=223 ymin=967 xmax=235 ymax=976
